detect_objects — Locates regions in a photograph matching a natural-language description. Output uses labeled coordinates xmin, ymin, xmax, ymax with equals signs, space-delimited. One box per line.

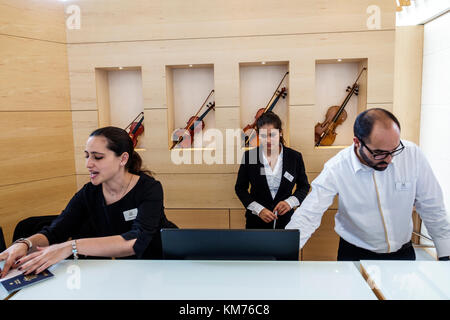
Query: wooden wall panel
xmin=393 ymin=26 xmax=424 ymax=145
xmin=0 ymin=176 xmax=76 ymax=246
xmin=72 ymin=110 xmax=98 ymax=174
xmin=214 ymin=63 xmax=240 ymax=108
xmin=302 ymin=209 xmax=339 ymax=261
xmin=65 ymin=0 xmax=395 ymax=43
xmin=144 ymin=151 xmax=241 ymax=175
xmin=76 ymin=174 xmax=91 ymax=191
xmin=0 ymin=0 xmax=66 ymax=43
xmin=66 ymin=30 xmax=395 ymax=115
xmin=144 ymin=64 xmax=166 ymax=110
xmin=0 ymin=0 xmax=76 ymax=248
xmin=145 ymin=109 xmax=169 ymax=150
xmin=165 ymin=209 xmax=229 ymax=229
xmin=0 ymin=36 xmax=70 ymax=111
xmin=95 ymin=69 xmax=111 ymax=127
xmin=0 ymin=111 xmax=76 ymax=186
xmin=156 ymin=173 xmax=242 ymax=209
xmin=289 ymin=105 xmax=315 ymax=149
xmin=230 ymin=209 xmax=246 ymax=229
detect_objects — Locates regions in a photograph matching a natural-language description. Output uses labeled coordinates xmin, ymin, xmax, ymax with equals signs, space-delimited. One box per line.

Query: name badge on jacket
xmin=284 ymin=171 xmax=294 ymax=182
xmin=123 ymin=208 xmax=138 ymax=221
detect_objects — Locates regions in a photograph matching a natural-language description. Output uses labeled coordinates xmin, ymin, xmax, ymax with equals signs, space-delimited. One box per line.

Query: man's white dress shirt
xmin=286 ymin=140 xmax=450 ymax=258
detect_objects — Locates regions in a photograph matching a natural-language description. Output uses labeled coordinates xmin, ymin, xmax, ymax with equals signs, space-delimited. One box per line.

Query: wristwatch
xmin=13 ymin=238 xmax=32 ymax=251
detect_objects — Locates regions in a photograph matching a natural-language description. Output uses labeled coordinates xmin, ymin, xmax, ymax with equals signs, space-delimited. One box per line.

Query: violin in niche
xmin=242 ymin=71 xmax=289 ymax=147
xmin=314 ymin=67 xmax=366 ymax=147
xmin=171 ymin=90 xmax=215 ymax=149
xmin=125 ymin=112 xmax=144 ymax=148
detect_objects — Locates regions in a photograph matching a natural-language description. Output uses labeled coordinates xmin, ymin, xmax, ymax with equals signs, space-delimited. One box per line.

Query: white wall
xmin=419 ymin=12 xmax=450 ymax=217
xmin=108 ymin=70 xmax=144 ymax=130
xmin=239 ymin=64 xmax=289 ymax=130
xmin=172 ymin=67 xmax=215 ymax=148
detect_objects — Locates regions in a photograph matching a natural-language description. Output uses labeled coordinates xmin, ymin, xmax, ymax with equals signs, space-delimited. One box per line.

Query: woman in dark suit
xmin=235 ymin=112 xmax=310 ymax=229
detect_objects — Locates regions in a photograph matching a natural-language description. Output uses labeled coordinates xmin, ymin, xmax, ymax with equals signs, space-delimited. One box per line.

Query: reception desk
xmin=3 ymin=260 xmax=376 ymax=300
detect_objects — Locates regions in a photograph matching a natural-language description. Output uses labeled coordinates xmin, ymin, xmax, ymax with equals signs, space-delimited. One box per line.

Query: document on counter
xmin=0 ymin=268 xmax=54 ymax=294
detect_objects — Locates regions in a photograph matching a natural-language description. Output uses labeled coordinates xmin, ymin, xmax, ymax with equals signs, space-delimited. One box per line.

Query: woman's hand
xmin=16 ymin=242 xmax=72 ymax=275
xmin=0 ymin=243 xmax=29 ymax=279
xmin=258 ymin=208 xmax=278 ymax=223
xmin=273 ymin=201 xmax=292 ymax=216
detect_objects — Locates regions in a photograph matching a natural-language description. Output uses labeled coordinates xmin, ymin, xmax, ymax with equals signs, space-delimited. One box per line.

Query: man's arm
xmin=285 ymin=166 xmax=338 ymax=248
xmin=414 ymin=148 xmax=450 ymax=259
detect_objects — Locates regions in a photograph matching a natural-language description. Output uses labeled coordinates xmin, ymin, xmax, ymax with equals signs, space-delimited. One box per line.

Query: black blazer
xmin=235 ymin=146 xmax=310 ymax=229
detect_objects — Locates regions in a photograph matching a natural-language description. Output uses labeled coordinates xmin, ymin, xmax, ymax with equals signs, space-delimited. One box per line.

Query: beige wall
xmin=393 ymin=26 xmax=424 ymax=144
xmin=0 ymin=0 xmax=77 ymax=245
xmin=1 ymin=0 xmax=416 ymax=261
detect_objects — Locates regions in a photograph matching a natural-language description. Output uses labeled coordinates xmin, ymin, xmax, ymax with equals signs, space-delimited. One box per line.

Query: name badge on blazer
xmin=395 ymin=182 xmax=411 ymax=191
xmin=283 ymin=171 xmax=294 ymax=182
xmin=123 ymin=208 xmax=138 ymax=221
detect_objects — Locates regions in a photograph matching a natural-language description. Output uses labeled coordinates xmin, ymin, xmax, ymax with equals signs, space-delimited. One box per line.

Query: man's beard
xmin=359 ymin=145 xmax=389 ymax=171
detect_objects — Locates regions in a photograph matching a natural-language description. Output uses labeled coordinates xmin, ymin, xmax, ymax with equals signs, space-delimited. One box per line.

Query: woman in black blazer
xmin=235 ymin=112 xmax=310 ymax=229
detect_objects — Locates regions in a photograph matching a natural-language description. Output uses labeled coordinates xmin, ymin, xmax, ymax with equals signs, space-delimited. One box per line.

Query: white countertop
xmin=7 ymin=259 xmax=376 ymax=300
xmin=360 ymin=260 xmax=450 ymax=300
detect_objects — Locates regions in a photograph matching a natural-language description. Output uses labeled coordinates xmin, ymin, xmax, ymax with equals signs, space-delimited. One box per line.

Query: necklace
xmin=120 ymin=174 xmax=133 ymax=199
xmin=107 ymin=174 xmax=133 ymax=199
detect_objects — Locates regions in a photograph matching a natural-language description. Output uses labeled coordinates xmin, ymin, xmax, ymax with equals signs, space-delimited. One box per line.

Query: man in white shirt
xmin=286 ymin=108 xmax=450 ymax=261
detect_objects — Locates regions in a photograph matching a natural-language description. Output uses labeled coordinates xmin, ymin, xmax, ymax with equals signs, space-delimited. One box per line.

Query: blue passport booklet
xmin=1 ymin=270 xmax=54 ymax=293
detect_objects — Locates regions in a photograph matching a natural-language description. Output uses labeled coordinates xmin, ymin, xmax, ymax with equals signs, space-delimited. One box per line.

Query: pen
xmin=273 ymin=210 xmax=278 ymax=229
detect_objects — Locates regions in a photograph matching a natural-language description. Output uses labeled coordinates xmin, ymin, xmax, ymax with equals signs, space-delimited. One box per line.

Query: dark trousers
xmin=337 ymin=237 xmax=416 ymax=261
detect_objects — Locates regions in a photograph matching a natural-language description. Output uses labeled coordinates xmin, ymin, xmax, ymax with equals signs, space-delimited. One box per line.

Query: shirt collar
xmin=261 ymin=145 xmax=283 ymax=168
xmin=350 ymin=144 xmax=367 ymax=173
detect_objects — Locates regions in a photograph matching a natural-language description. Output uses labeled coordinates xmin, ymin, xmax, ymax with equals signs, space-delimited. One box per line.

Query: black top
xmin=39 ymin=173 xmax=173 ymax=259
xmin=235 ymin=146 xmax=310 ymax=228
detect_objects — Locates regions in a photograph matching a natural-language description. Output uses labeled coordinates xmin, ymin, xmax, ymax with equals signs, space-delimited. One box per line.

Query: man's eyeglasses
xmin=357 ymin=138 xmax=405 ymax=160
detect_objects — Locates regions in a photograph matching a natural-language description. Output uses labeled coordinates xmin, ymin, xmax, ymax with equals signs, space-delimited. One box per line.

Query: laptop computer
xmin=161 ymin=228 xmax=300 ymax=261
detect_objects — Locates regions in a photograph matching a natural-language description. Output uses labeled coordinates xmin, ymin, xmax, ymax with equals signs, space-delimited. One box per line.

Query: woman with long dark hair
xmin=235 ymin=112 xmax=310 ymax=229
xmin=0 ymin=126 xmax=175 ymax=278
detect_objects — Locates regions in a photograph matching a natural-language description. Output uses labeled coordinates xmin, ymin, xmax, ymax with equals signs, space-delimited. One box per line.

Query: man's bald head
xmin=354 ymin=108 xmax=401 ymax=143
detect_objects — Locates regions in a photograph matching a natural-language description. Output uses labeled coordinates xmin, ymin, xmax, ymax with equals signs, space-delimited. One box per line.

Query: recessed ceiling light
xmin=261 ymin=61 xmax=266 ymax=65
xmin=189 ymin=64 xmax=193 ymax=67
xmin=337 ymin=59 xmax=342 ymax=62
xmin=119 ymin=67 xmax=123 ymax=70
